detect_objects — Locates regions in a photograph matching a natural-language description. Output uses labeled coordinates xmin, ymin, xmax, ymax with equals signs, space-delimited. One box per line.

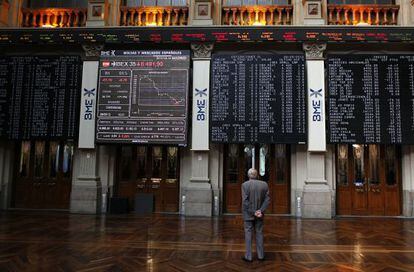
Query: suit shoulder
xmin=259 ymin=180 xmax=269 ymax=188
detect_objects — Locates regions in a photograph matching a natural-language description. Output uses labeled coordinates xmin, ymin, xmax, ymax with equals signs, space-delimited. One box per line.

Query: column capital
xmin=82 ymin=44 xmax=104 ymax=59
xmin=191 ymin=42 xmax=214 ymax=60
xmin=303 ymin=43 xmax=327 ymax=60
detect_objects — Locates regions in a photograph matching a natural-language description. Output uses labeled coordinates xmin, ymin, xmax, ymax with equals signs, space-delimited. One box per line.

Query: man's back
xmin=242 ymin=179 xmax=270 ymax=221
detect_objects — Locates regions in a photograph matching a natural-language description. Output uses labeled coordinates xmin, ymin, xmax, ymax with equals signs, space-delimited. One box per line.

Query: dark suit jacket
xmin=242 ymin=179 xmax=270 ymax=221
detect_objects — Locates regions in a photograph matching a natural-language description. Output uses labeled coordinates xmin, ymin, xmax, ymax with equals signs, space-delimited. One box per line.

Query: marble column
xmin=0 ymin=141 xmax=13 ymax=209
xmin=402 ymin=145 xmax=414 ymax=217
xmin=397 ymin=0 xmax=414 ymax=26
xmin=184 ymin=42 xmax=215 ymax=216
xmin=301 ymin=43 xmax=332 ymax=218
xmin=0 ymin=0 xmax=10 ymax=27
xmin=70 ymin=45 xmax=104 ymax=214
xmin=6 ymin=0 xmax=22 ymax=27
xmin=106 ymin=0 xmax=121 ymax=26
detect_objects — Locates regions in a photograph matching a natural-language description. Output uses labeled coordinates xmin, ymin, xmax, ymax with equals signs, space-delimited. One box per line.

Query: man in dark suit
xmin=241 ymin=168 xmax=270 ymax=262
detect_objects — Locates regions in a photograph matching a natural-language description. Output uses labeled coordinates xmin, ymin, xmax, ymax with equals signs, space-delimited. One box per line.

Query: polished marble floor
xmin=0 ymin=211 xmax=413 ymax=271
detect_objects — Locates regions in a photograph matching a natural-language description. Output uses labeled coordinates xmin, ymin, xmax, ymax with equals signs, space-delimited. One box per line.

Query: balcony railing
xmin=119 ymin=6 xmax=188 ymax=26
xmin=21 ymin=8 xmax=87 ymax=27
xmin=327 ymin=4 xmax=399 ymax=25
xmin=222 ymin=6 xmax=293 ymax=26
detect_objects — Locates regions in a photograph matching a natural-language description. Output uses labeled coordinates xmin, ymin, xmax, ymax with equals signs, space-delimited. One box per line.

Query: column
xmin=106 ymin=0 xmax=121 ymax=26
xmin=6 ymin=0 xmax=23 ymax=27
xmin=0 ymin=141 xmax=13 ymax=209
xmin=0 ymin=0 xmax=10 ymax=27
xmin=183 ymin=42 xmax=214 ymax=216
xmin=70 ymin=45 xmax=104 ymax=214
xmin=398 ymin=0 xmax=414 ymax=26
xmin=301 ymin=43 xmax=332 ymax=219
xmin=402 ymin=146 xmax=414 ymax=217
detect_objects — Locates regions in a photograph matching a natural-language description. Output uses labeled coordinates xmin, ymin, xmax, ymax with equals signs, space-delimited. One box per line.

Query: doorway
xmin=116 ymin=145 xmax=180 ymax=212
xmin=336 ymin=144 xmax=402 ymax=216
xmin=13 ymin=140 xmax=74 ymax=209
xmin=223 ymin=144 xmax=290 ymax=214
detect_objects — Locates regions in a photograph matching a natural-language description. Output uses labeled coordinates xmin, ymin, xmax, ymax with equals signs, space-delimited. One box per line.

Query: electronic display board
xmin=0 ymin=56 xmax=81 ymax=140
xmin=2 ymin=26 xmax=414 ymax=45
xmin=210 ymin=53 xmax=306 ymax=143
xmin=327 ymin=54 xmax=414 ymax=144
xmin=96 ymin=50 xmax=190 ymax=145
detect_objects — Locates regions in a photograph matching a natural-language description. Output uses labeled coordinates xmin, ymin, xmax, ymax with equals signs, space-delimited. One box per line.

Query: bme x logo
xmin=310 ymin=89 xmax=322 ymax=98
xmin=84 ymin=88 xmax=95 ymax=97
xmin=195 ymin=88 xmax=207 ymax=97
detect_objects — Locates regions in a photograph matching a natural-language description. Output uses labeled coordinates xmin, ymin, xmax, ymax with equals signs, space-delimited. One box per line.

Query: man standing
xmin=241 ymin=168 xmax=270 ymax=262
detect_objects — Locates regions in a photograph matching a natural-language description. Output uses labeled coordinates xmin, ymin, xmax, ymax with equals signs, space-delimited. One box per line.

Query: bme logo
xmin=195 ymin=88 xmax=207 ymax=121
xmin=83 ymin=88 xmax=95 ymax=120
xmin=310 ymin=89 xmax=322 ymax=122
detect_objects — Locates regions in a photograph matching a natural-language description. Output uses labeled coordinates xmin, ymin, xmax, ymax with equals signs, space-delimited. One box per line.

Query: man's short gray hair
xmin=247 ymin=168 xmax=258 ymax=179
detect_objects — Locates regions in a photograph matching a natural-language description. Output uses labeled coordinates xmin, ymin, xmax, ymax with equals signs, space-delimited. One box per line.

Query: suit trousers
xmin=244 ymin=218 xmax=264 ymax=260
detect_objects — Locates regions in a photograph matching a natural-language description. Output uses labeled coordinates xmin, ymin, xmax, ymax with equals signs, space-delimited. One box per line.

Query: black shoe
xmin=241 ymin=256 xmax=253 ymax=263
xmin=258 ymin=257 xmax=265 ymax=261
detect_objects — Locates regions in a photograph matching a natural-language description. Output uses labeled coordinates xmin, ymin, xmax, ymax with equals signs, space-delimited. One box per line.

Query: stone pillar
xmin=7 ymin=0 xmax=23 ymax=27
xmin=402 ymin=145 xmax=414 ymax=217
xmin=0 ymin=141 xmax=13 ymax=209
xmin=397 ymin=0 xmax=414 ymax=26
xmin=70 ymin=45 xmax=103 ymax=214
xmin=0 ymin=0 xmax=10 ymax=27
xmin=106 ymin=0 xmax=121 ymax=26
xmin=184 ymin=42 xmax=214 ymax=216
xmin=301 ymin=43 xmax=332 ymax=219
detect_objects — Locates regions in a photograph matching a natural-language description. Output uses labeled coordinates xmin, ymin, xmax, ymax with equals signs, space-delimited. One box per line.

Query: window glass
xmin=19 ymin=141 xmax=31 ymax=177
xmin=352 ymin=144 xmax=364 ymax=186
xmin=223 ymin=0 xmax=289 ymax=5
xmin=125 ymin=0 xmax=142 ymax=5
xmin=171 ymin=0 xmax=187 ymax=5
xmin=244 ymin=145 xmax=254 ymax=181
xmin=49 ymin=142 xmax=60 ymax=178
xmin=385 ymin=145 xmax=396 ymax=186
xmin=327 ymin=0 xmax=394 ymax=4
xmin=152 ymin=146 xmax=163 ymax=178
xmin=368 ymin=145 xmax=380 ymax=185
xmin=226 ymin=144 xmax=239 ymax=183
xmin=27 ymin=0 xmax=88 ymax=8
xmin=34 ymin=141 xmax=45 ymax=178
xmin=223 ymin=0 xmax=242 ymax=6
xmin=124 ymin=0 xmax=186 ymax=6
xmin=258 ymin=0 xmax=272 ymax=4
xmin=120 ymin=146 xmax=132 ymax=180
xmin=136 ymin=146 xmax=147 ymax=179
xmin=259 ymin=144 xmax=270 ymax=182
xmin=275 ymin=144 xmax=286 ymax=184
xmin=167 ymin=147 xmax=178 ymax=179
xmin=243 ymin=0 xmax=257 ymax=5
xmin=142 ymin=0 xmax=156 ymax=5
xmin=62 ymin=142 xmax=74 ymax=178
xmin=337 ymin=144 xmax=348 ymax=186
xmin=158 ymin=0 xmax=172 ymax=5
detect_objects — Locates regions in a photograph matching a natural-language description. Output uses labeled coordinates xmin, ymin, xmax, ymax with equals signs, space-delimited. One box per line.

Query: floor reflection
xmin=0 ymin=212 xmax=413 ymax=271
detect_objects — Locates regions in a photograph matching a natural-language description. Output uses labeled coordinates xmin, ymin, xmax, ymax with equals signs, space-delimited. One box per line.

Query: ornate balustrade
xmin=327 ymin=4 xmax=399 ymax=25
xmin=120 ymin=6 xmax=188 ymax=26
xmin=21 ymin=8 xmax=87 ymax=27
xmin=222 ymin=5 xmax=293 ymax=26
